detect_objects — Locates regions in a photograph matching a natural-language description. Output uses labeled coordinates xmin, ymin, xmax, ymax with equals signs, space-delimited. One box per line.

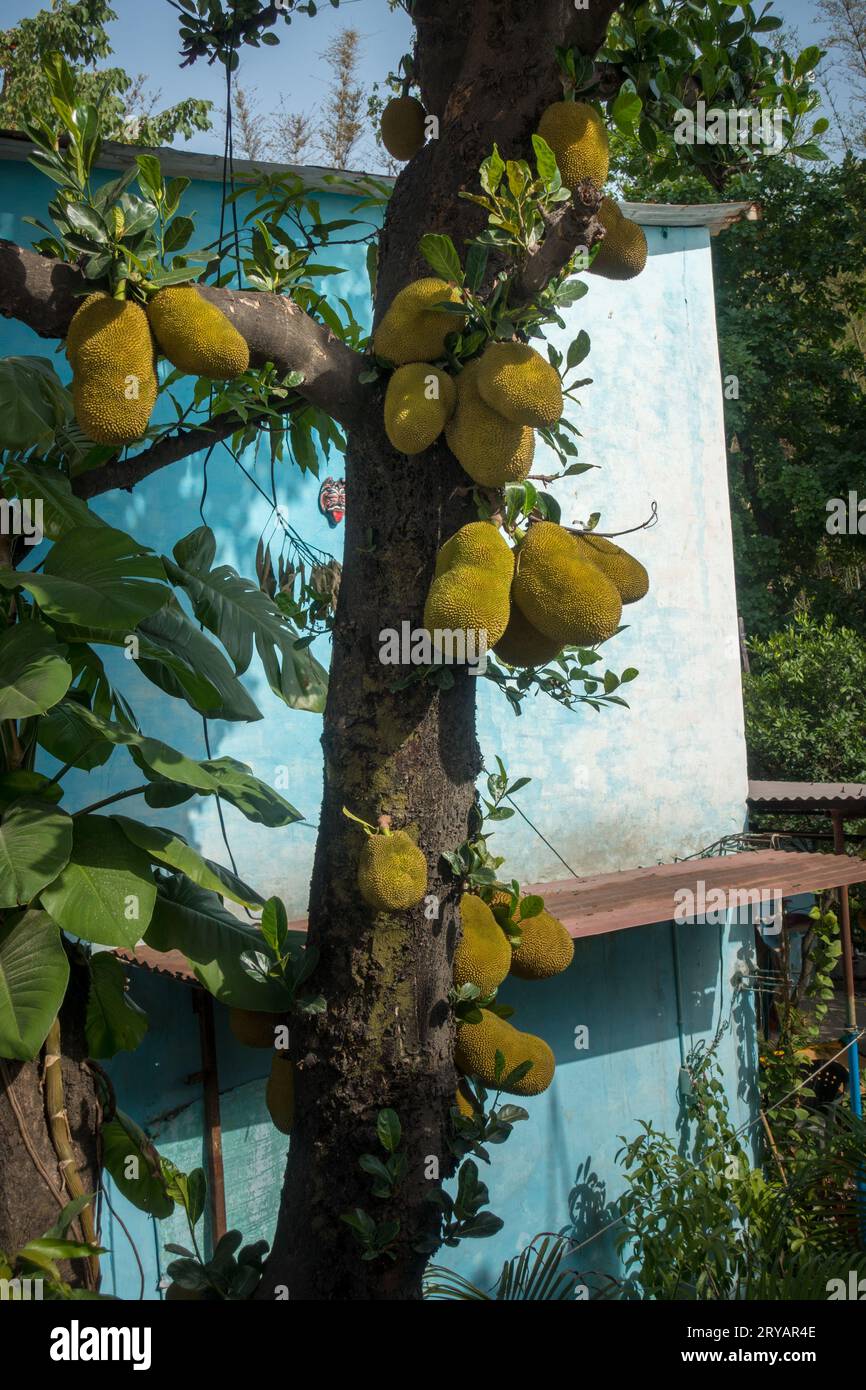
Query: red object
xmin=319 ymin=477 xmax=345 ymax=526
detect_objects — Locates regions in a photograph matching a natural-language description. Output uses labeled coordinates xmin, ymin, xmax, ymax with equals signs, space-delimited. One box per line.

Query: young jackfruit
xmin=384 ymin=363 xmax=456 ymax=454
xmin=572 ymin=533 xmax=649 ymax=604
xmin=380 ymin=95 xmax=427 ymax=160
xmin=357 ymin=829 xmax=427 ymax=912
xmin=228 ymin=1007 xmax=285 ymax=1049
xmin=589 ymin=198 xmax=648 ymax=281
xmin=454 ymin=1009 xmax=555 ymax=1097
xmin=513 ymin=521 xmax=622 ymax=648
xmin=494 ymin=602 xmax=563 ymax=668
xmin=69 ymin=295 xmax=157 ymax=445
xmin=453 ymin=893 xmax=512 ymax=995
xmin=146 ymin=287 xmax=249 ymax=379
xmin=266 ymin=1052 xmax=295 ymax=1135
xmin=490 ymin=893 xmax=574 ymax=981
xmin=445 ymin=360 xmax=535 ymax=487
xmin=373 ymin=278 xmax=466 ymax=366
xmin=537 ymin=101 xmax=610 ymax=192
xmin=475 ymin=342 xmax=563 ymax=428
xmin=455 ymin=1079 xmax=477 ymax=1120
xmin=424 ymin=522 xmax=514 ymax=653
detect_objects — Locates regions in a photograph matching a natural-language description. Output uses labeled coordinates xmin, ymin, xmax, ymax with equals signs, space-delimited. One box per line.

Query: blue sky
xmin=1 ymin=0 xmax=854 ymax=164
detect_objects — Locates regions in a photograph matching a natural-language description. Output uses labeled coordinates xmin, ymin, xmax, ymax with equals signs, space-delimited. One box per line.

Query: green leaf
xmin=377 ymin=1108 xmax=402 ymax=1154
xmin=0 ymin=771 xmax=63 ymax=814
xmin=531 ymin=135 xmax=560 ymax=188
xmin=0 ymin=910 xmax=69 ymax=1061
xmin=417 ymin=233 xmax=464 ymax=285
xmin=479 ymin=145 xmax=505 ymax=196
xmin=566 ymin=330 xmax=591 ymax=370
xmin=40 ymin=815 xmax=156 ymax=947
xmin=137 ymin=602 xmax=262 ymax=723
xmin=0 ymin=527 xmax=170 ymax=631
xmin=611 ymin=87 xmax=642 ymax=135
xmin=85 ymin=952 xmax=148 ymax=1058
xmin=101 ymin=1111 xmax=173 ymax=1218
xmin=0 ymin=357 xmax=72 ymax=451
xmin=145 ymin=874 xmax=289 ymax=1010
xmin=0 ymin=799 xmax=73 ymax=910
xmin=112 ymin=816 xmax=263 ymax=908
xmin=1 ymin=460 xmax=103 ymax=540
xmin=0 ymin=624 xmax=72 ymax=720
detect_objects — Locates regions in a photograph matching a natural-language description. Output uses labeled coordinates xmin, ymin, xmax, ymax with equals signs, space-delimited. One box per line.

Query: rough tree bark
xmin=0 ymin=0 xmax=623 ymax=1300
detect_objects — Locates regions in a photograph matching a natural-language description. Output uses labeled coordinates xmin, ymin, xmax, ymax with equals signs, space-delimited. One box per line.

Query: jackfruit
xmin=494 ymin=602 xmax=563 ymax=668
xmin=266 ymin=1051 xmax=295 ymax=1135
xmin=146 ymin=286 xmax=249 ymax=379
xmin=476 ymin=342 xmax=563 ymax=428
xmin=373 ymin=278 xmax=466 ymax=366
xmin=490 ymin=893 xmax=574 ymax=981
xmin=445 ymin=360 xmax=535 ymax=487
xmin=455 ymin=1079 xmax=476 ymax=1119
xmin=537 ymin=101 xmax=609 ymax=192
xmin=454 ymin=1009 xmax=555 ymax=1097
xmin=228 ymin=1007 xmax=285 ymax=1049
xmin=513 ymin=521 xmax=622 ymax=647
xmin=384 ymin=363 xmax=456 ymax=454
xmin=381 ymin=95 xmax=427 ymax=161
xmin=424 ymin=521 xmax=514 ymax=654
xmin=453 ymin=893 xmax=512 ymax=995
xmin=589 ymin=198 xmax=648 ymax=281
xmin=572 ymin=533 xmax=649 ymax=604
xmin=69 ymin=295 xmax=157 ymax=445
xmin=357 ymin=829 xmax=427 ymax=912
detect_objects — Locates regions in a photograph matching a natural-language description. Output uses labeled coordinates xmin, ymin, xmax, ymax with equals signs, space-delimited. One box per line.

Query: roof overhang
xmin=748 ymin=780 xmax=866 ymax=816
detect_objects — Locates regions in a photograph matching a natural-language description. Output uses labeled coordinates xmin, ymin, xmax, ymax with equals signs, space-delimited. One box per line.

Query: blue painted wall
xmin=0 ymin=145 xmax=755 ymax=1297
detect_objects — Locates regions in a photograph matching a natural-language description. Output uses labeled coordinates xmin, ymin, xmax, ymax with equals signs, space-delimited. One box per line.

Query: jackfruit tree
xmin=0 ymin=0 xmax=825 ymax=1303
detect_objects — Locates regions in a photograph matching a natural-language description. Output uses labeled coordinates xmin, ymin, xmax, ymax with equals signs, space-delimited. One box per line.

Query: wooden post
xmin=193 ymin=991 xmax=227 ymax=1247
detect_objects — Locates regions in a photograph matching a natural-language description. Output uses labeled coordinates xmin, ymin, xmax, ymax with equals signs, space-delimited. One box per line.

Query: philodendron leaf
xmin=0 ymin=356 xmax=72 ymax=451
xmin=0 ymin=910 xmax=69 ymax=1061
xmin=40 ymin=815 xmax=156 ymax=947
xmin=0 ymin=799 xmax=73 ymax=909
xmin=0 ymin=624 xmax=72 ymax=721
xmin=101 ymin=1111 xmax=173 ymax=1219
xmin=85 ymin=951 xmax=148 ymax=1059
xmin=112 ymin=816 xmax=263 ymax=909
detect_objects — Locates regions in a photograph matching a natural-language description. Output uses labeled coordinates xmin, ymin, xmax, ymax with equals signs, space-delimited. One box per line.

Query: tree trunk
xmin=0 ymin=948 xmax=100 ymax=1286
xmin=261 ymin=0 xmax=621 ymax=1302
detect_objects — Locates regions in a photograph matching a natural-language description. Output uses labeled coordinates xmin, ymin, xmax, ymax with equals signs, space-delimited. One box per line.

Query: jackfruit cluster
xmin=476 ymin=342 xmax=563 ymax=428
xmin=537 ymin=101 xmax=610 ymax=192
xmin=373 ymin=278 xmax=466 ymax=366
xmin=228 ymin=1007 xmax=285 ymax=1049
xmin=453 ymin=893 xmax=512 ymax=996
xmin=423 ymin=521 xmax=514 ymax=654
xmin=67 ymin=293 xmax=157 ymax=445
xmin=455 ymin=1079 xmax=477 ymax=1119
xmin=589 ymin=198 xmax=648 ymax=281
xmin=445 ymin=359 xmax=535 ymax=487
xmin=454 ymin=1009 xmax=555 ymax=1096
xmin=491 ymin=892 xmax=574 ymax=981
xmin=384 ymin=363 xmax=457 ymax=454
xmin=380 ymin=95 xmax=428 ymax=161
xmin=357 ymin=828 xmax=427 ymax=912
xmin=494 ymin=603 xmax=563 ymax=669
xmin=146 ymin=287 xmax=249 ymax=379
xmin=572 ymin=533 xmax=649 ymax=605
xmin=266 ymin=1051 xmax=295 ymax=1135
xmin=513 ymin=521 xmax=622 ymax=648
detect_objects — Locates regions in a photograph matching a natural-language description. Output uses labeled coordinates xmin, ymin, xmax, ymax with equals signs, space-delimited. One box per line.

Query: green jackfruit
xmin=424 ymin=522 xmax=514 ymax=653
xmin=266 ymin=1052 xmax=295 ymax=1135
xmin=229 ymin=1007 xmax=284 ymax=1049
xmin=490 ymin=893 xmax=574 ymax=981
xmin=384 ymin=363 xmax=456 ymax=454
xmin=572 ymin=533 xmax=649 ymax=604
xmin=445 ymin=360 xmax=535 ymax=487
xmin=69 ymin=295 xmax=157 ymax=445
xmin=513 ymin=521 xmax=622 ymax=647
xmin=537 ymin=101 xmax=609 ymax=192
xmin=373 ymin=278 xmax=466 ymax=366
xmin=453 ymin=893 xmax=512 ymax=995
xmin=455 ymin=1079 xmax=476 ymax=1119
xmin=146 ymin=287 xmax=249 ymax=379
xmin=454 ymin=1009 xmax=555 ymax=1097
xmin=494 ymin=601 xmax=563 ymax=668
xmin=590 ymin=198 xmax=648 ymax=281
xmin=381 ymin=95 xmax=427 ymax=160
xmin=476 ymin=342 xmax=563 ymax=428
xmin=357 ymin=829 xmax=427 ymax=911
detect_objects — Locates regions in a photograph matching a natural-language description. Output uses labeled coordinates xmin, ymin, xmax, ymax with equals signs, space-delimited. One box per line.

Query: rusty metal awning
xmin=524 ymin=849 xmax=866 ymax=940
xmin=748 ymin=780 xmax=866 ymax=815
xmin=113 ymin=944 xmax=199 ymax=984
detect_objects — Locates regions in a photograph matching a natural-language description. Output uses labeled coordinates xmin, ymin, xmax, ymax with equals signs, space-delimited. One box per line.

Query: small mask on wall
xmin=318 ymin=477 xmax=345 ymax=527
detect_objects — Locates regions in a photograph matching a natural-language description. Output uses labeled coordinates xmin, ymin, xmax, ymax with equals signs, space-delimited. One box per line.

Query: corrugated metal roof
xmin=114 ymin=945 xmax=199 ymax=984
xmin=748 ymin=780 xmax=866 ymax=815
xmin=0 ymin=131 xmax=758 ymax=231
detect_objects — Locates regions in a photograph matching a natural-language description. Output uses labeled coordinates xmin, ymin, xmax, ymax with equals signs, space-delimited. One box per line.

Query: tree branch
xmin=72 ymin=410 xmax=266 ymax=499
xmin=0 ymin=240 xmax=368 ymax=432
xmin=513 ymin=180 xmax=606 ymax=304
